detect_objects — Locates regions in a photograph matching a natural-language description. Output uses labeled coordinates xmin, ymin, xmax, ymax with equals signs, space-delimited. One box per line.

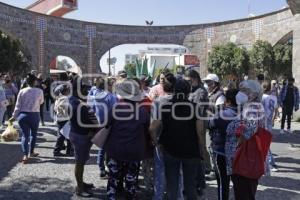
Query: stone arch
xmin=44 ymin=47 xmax=88 ymax=74
xmin=1 ymin=2 xmax=300 ymax=80
xmin=274 ymin=31 xmax=293 ymax=45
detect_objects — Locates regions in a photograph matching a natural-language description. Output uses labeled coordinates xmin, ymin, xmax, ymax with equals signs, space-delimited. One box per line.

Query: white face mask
xmin=236 ymin=91 xmax=248 ymax=105
xmin=204 ymin=83 xmax=209 ymax=90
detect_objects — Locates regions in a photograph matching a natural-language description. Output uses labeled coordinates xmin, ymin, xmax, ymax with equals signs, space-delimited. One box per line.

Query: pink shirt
xmin=13 ymin=87 xmax=44 ymax=118
xmin=149 ymin=84 xmax=167 ymax=100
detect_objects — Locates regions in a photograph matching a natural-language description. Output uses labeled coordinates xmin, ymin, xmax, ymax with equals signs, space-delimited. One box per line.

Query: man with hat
xmin=203 ymin=73 xmax=225 ymax=180
xmin=117 ymin=70 xmax=127 ymax=79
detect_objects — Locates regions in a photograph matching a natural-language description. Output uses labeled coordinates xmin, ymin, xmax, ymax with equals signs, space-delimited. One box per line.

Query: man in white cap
xmin=203 ymin=73 xmax=225 ymax=180
xmin=203 ymin=74 xmax=225 ymax=110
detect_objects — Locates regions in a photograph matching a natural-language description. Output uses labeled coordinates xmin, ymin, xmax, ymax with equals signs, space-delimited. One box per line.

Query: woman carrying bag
xmin=225 ymin=80 xmax=270 ymax=200
xmin=9 ymin=74 xmax=44 ymax=164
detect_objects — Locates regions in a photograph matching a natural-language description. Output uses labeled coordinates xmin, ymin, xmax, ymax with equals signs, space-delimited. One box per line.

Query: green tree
xmin=208 ymin=42 xmax=249 ymax=80
xmin=124 ymin=63 xmax=136 ymax=78
xmin=57 ymin=59 xmax=72 ymax=70
xmin=0 ymin=30 xmax=30 ymax=74
xmin=273 ymin=43 xmax=292 ymax=78
xmin=249 ymin=40 xmax=274 ymax=77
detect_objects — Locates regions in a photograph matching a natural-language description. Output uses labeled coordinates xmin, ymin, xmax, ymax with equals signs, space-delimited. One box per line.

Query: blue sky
xmin=1 ymin=0 xmax=287 ymax=73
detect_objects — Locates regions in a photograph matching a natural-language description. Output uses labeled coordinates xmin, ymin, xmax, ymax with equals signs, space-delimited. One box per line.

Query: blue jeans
xmin=153 ymin=148 xmax=166 ymax=200
xmin=163 ymin=152 xmax=199 ymax=200
xmin=153 ymin=148 xmax=184 ymax=200
xmin=0 ymin=107 xmax=6 ymax=127
xmin=97 ymin=148 xmax=106 ymax=171
xmin=18 ymin=112 xmax=40 ymax=156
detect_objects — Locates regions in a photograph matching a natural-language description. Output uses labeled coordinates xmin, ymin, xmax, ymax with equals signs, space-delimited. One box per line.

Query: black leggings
xmin=281 ymin=106 xmax=293 ymax=130
xmin=214 ymin=154 xmax=230 ymax=200
xmin=40 ymin=103 xmax=44 ymax=124
xmin=231 ymin=175 xmax=258 ymax=200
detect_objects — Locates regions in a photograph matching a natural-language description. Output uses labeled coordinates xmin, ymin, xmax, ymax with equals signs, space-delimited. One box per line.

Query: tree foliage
xmin=208 ymin=42 xmax=249 ymax=80
xmin=57 ymin=59 xmax=72 ymax=70
xmin=273 ymin=43 xmax=292 ymax=78
xmin=0 ymin=30 xmax=31 ymax=75
xmin=124 ymin=63 xmax=136 ymax=78
xmin=249 ymin=40 xmax=274 ymax=76
xmin=208 ymin=40 xmax=292 ymax=81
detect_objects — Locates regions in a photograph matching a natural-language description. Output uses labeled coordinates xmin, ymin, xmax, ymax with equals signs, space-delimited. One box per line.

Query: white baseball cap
xmin=203 ymin=74 xmax=220 ymax=83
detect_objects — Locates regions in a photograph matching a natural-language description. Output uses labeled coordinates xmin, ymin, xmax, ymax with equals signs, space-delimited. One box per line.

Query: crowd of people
xmin=0 ymin=68 xmax=299 ymax=200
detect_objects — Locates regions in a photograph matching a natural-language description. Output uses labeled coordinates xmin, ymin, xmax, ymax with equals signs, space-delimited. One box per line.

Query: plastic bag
xmin=1 ymin=123 xmax=19 ymax=142
xmin=60 ymin=121 xmax=70 ymax=139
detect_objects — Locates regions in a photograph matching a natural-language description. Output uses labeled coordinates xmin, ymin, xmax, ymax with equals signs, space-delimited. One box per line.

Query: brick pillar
xmin=85 ymin=25 xmax=96 ymax=75
xmin=36 ymin=16 xmax=47 ymax=76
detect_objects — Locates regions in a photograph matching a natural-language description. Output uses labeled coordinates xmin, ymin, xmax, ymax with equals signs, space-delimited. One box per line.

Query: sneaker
xmin=271 ymin=167 xmax=279 ymax=172
xmin=100 ymin=170 xmax=107 ymax=178
xmin=287 ymin=129 xmax=292 ymax=134
xmin=53 ymin=152 xmax=65 ymax=157
xmin=66 ymin=151 xmax=74 ymax=157
xmin=205 ymin=172 xmax=216 ymax=181
xmin=83 ymin=182 xmax=95 ymax=189
xmin=280 ymin=129 xmax=285 ymax=134
xmin=75 ymin=186 xmax=93 ymax=198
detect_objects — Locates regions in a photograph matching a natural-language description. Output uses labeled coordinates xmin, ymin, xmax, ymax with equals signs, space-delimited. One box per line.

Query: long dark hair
xmin=26 ymin=73 xmax=37 ymax=87
xmin=186 ymin=69 xmax=202 ymax=86
xmin=172 ymin=79 xmax=191 ymax=102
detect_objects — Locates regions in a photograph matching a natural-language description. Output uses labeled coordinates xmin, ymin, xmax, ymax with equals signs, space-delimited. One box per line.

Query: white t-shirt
xmin=216 ymin=95 xmax=226 ymax=106
xmin=262 ymin=94 xmax=277 ymax=130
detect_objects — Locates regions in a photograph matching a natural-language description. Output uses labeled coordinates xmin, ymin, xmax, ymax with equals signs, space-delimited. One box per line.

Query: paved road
xmin=0 ymin=121 xmax=300 ymax=200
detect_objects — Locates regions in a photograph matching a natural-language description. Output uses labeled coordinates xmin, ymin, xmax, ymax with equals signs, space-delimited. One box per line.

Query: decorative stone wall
xmin=0 ymin=1 xmax=299 ymax=80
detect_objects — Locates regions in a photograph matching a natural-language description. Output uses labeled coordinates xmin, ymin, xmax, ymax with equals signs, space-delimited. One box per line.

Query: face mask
xmin=236 ymin=92 xmax=248 ymax=105
xmin=204 ymin=83 xmax=208 ymax=90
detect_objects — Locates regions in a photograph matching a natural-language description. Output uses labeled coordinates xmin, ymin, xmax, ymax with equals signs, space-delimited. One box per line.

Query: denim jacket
xmin=209 ymin=106 xmax=238 ymax=156
xmin=279 ymin=85 xmax=299 ymax=110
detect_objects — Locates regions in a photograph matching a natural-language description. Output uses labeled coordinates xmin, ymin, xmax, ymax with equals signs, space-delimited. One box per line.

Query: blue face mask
xmin=236 ymin=91 xmax=248 ymax=105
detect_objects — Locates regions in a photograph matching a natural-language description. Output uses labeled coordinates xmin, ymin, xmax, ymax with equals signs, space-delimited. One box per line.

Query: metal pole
xmin=108 ymin=49 xmax=111 ymax=76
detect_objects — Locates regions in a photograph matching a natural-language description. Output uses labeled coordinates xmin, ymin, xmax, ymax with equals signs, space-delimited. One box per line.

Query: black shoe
xmin=53 ymin=152 xmax=65 ymax=157
xmin=205 ymin=172 xmax=216 ymax=181
xmin=197 ymin=187 xmax=204 ymax=196
xmin=83 ymin=182 xmax=95 ymax=189
xmin=100 ymin=170 xmax=107 ymax=178
xmin=66 ymin=151 xmax=74 ymax=157
xmin=75 ymin=187 xmax=93 ymax=198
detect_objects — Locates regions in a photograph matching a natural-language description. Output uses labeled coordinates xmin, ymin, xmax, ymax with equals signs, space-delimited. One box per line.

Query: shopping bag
xmin=91 ymin=126 xmax=111 ymax=148
xmin=60 ymin=121 xmax=70 ymax=139
xmin=1 ymin=122 xmax=19 ymax=142
xmin=233 ymin=127 xmax=272 ymax=179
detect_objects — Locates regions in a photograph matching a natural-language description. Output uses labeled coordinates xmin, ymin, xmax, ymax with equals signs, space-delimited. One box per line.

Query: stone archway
xmin=1 ymin=1 xmax=300 ymax=82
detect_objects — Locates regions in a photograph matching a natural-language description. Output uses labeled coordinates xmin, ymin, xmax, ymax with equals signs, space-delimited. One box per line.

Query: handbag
xmin=91 ymin=126 xmax=111 ymax=148
xmin=1 ymin=122 xmax=19 ymax=142
xmin=233 ymin=127 xmax=272 ymax=179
